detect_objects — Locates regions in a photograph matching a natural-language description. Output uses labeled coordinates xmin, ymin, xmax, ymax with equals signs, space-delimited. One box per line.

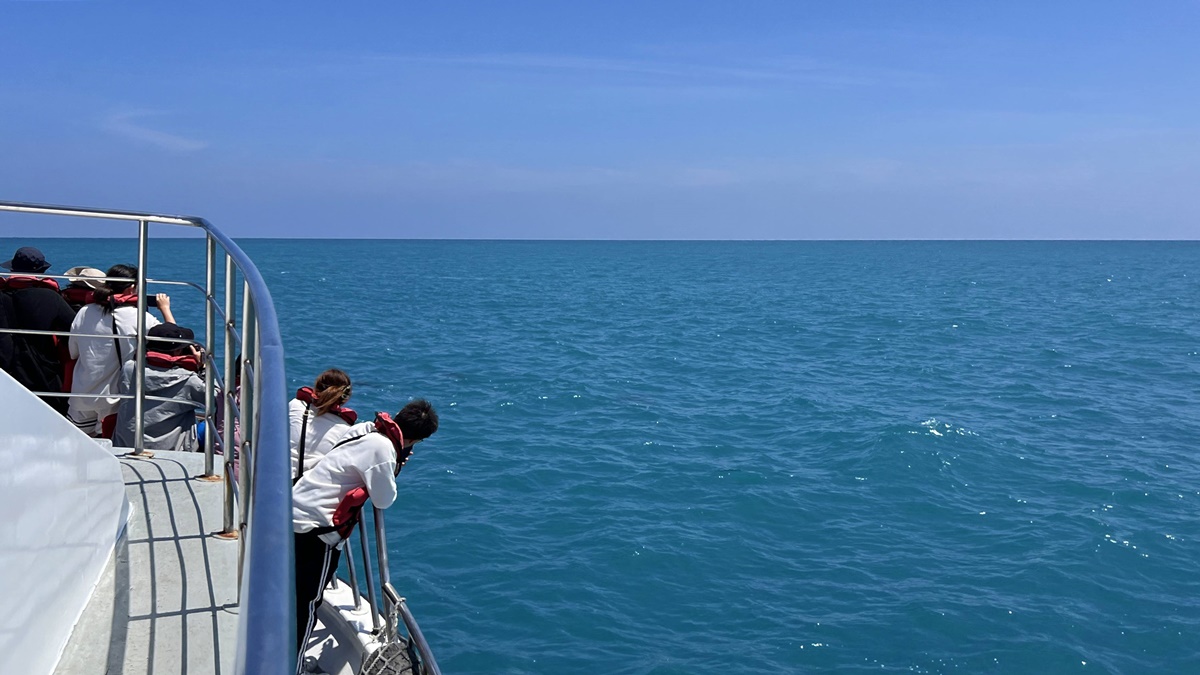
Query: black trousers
xmin=294 ymin=530 xmax=342 ymax=668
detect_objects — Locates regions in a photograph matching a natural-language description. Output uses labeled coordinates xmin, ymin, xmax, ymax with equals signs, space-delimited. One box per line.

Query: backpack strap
xmin=292 ymin=404 xmax=313 ymax=486
xmin=110 ymin=311 xmax=124 ymax=364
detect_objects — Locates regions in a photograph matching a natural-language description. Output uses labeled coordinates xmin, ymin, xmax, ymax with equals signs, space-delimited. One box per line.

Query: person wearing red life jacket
xmin=292 ymin=399 xmax=439 ymax=666
xmin=111 ymin=322 xmax=205 ymax=455
xmin=61 ymin=266 xmax=107 ymax=312
xmin=289 ymin=368 xmax=357 ymax=483
xmin=0 ymin=246 xmax=77 ymax=414
xmin=67 ymin=263 xmax=175 ymax=436
xmin=58 ymin=267 xmax=107 ymax=394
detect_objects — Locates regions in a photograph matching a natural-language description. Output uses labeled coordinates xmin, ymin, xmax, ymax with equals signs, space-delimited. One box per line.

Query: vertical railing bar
xmin=220 ymin=255 xmax=237 ymax=540
xmin=358 ymin=517 xmax=382 ymax=633
xmin=374 ymin=507 xmax=395 ymax=639
xmin=344 ymin=533 xmax=363 ymax=610
xmin=237 ymin=281 xmax=256 ymax=586
xmin=203 ymin=235 xmax=217 ymax=477
xmin=132 ymin=219 xmax=149 ymax=456
xmin=251 ymin=317 xmax=262 ymax=498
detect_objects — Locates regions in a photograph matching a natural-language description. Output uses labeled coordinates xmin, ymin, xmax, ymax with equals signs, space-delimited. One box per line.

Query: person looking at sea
xmin=292 ymin=399 xmax=439 ymax=672
xmin=289 ymin=368 xmax=357 ymax=483
xmin=0 ymin=246 xmax=77 ymax=415
xmin=112 ymin=322 xmax=206 ymax=455
xmin=68 ymin=263 xmax=175 ymax=437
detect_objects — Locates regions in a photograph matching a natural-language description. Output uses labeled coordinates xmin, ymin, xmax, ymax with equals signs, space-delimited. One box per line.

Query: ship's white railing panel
xmin=0 ymin=368 xmax=128 ymax=675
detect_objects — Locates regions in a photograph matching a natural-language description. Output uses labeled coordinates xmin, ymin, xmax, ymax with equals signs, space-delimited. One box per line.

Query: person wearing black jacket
xmin=1 ymin=246 xmax=76 ymax=415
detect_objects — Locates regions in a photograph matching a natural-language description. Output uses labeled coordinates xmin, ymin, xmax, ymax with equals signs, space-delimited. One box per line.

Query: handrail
xmin=2 ymin=199 xmax=442 ymax=675
xmin=339 ymin=504 xmax=442 ymax=675
xmin=0 ymin=200 xmax=293 ymax=675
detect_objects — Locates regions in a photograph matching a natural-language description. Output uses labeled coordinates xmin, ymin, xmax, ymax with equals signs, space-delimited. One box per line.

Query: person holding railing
xmin=290 ymin=369 xmax=357 ymax=483
xmin=111 ymin=322 xmax=206 ymax=455
xmin=0 ymin=246 xmax=77 ymax=415
xmin=67 ymin=264 xmax=175 ymax=437
xmin=292 ymin=399 xmax=439 ymax=671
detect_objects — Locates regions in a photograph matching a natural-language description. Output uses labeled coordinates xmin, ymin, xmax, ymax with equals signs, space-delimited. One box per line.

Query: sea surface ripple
xmin=11 ymin=238 xmax=1200 ymax=674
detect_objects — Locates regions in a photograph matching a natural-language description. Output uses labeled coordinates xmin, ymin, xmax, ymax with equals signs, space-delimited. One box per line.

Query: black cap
xmin=147 ymin=323 xmax=195 ymax=353
xmin=2 ymin=247 xmax=51 ymax=273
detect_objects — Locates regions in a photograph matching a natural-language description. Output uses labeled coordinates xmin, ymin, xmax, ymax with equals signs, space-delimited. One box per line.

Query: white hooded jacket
xmin=68 ymin=304 xmax=160 ymax=418
xmin=288 ymin=398 xmax=354 ymax=481
xmin=292 ymin=422 xmax=398 ymax=545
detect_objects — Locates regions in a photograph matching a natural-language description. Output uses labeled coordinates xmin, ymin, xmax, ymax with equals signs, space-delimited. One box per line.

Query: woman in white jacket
xmin=289 ymin=368 xmax=356 ymax=482
xmin=67 ymin=264 xmax=175 ymax=437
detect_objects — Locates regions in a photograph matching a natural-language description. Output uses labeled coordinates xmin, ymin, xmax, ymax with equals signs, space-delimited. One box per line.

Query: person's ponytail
xmin=311 ymin=368 xmax=352 ymax=416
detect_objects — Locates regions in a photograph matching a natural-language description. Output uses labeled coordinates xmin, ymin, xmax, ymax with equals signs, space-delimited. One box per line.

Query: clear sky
xmin=2 ymin=1 xmax=1199 ymax=239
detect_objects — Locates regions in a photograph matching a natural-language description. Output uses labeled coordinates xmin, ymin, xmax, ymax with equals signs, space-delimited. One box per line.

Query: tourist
xmin=68 ymin=264 xmax=175 ymax=437
xmin=112 ymin=322 xmax=206 ymax=454
xmin=61 ymin=266 xmax=107 ymax=312
xmin=0 ymin=246 xmax=77 ymax=414
xmin=292 ymin=399 xmax=439 ymax=668
xmin=290 ymin=368 xmax=357 ymax=482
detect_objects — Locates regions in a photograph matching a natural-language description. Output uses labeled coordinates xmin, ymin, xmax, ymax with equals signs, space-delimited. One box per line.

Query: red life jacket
xmin=145 ymin=350 xmax=202 ymax=371
xmin=61 ymin=286 xmax=96 ymax=306
xmin=373 ymin=411 xmax=406 ymax=453
xmin=295 ymin=386 xmax=357 ymax=424
xmin=109 ymin=292 xmax=142 ymax=308
xmin=327 ymin=487 xmax=370 ymax=539
xmin=2 ymin=276 xmax=60 ymax=292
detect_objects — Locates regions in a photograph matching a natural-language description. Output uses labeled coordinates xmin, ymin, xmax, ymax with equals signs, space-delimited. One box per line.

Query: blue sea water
xmin=5 ymin=237 xmax=1200 ymax=674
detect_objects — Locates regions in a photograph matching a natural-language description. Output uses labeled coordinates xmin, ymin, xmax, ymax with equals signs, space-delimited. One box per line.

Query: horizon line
xmin=2 ymin=236 xmax=1198 ymax=243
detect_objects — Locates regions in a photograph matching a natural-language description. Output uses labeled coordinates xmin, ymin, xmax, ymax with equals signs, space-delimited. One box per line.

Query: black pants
xmin=295 ymin=530 xmax=342 ymax=669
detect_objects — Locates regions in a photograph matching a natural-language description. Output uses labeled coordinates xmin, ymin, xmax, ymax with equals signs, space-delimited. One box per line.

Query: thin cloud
xmin=103 ymin=111 xmax=208 ymax=152
xmin=373 ymin=52 xmax=932 ymax=90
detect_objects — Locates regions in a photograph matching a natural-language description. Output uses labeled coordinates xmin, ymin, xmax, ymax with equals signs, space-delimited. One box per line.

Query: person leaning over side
xmin=292 ymin=399 xmax=439 ymax=670
xmin=68 ymin=264 xmax=174 ymax=437
xmin=112 ymin=323 xmax=206 ymax=456
xmin=0 ymin=246 xmax=77 ymax=414
xmin=289 ymin=368 xmax=357 ymax=483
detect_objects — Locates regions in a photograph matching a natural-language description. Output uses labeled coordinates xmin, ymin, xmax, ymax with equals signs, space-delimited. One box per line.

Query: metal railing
xmin=0 ymin=200 xmax=293 ymax=675
xmin=1 ymin=200 xmax=443 ymax=675
xmin=338 ymin=505 xmax=443 ymax=675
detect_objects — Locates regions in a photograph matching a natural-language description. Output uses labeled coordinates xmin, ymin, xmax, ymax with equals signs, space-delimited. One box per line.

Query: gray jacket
xmin=112 ymin=360 xmax=206 ymax=451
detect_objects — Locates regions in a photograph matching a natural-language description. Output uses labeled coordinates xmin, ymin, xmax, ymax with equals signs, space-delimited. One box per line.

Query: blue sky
xmin=2 ymin=2 xmax=1199 ymax=239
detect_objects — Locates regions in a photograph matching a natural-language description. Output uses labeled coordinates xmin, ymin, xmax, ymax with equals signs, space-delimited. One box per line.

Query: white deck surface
xmin=54 ymin=451 xmax=240 ymax=675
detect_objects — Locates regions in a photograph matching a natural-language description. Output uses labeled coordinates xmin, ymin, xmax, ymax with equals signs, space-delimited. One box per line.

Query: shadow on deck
xmin=55 ymin=451 xmax=240 ymax=675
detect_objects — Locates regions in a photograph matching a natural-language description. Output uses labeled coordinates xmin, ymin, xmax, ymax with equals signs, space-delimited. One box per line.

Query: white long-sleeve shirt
xmin=292 ymin=422 xmax=397 ymax=543
xmin=288 ymin=398 xmax=354 ymax=481
xmin=68 ymin=304 xmax=161 ymax=418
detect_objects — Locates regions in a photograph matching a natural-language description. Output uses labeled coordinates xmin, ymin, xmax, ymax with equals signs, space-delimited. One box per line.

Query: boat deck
xmin=55 ymin=450 xmax=239 ymax=675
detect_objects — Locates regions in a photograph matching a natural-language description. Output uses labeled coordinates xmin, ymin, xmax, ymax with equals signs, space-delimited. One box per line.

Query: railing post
xmin=357 ymin=517 xmax=382 ymax=633
xmin=237 ymin=282 xmax=257 ymax=585
xmin=201 ymin=234 xmax=217 ymax=478
xmin=344 ymin=534 xmax=363 ymax=610
xmin=217 ymin=256 xmax=238 ymax=540
xmin=374 ymin=507 xmax=396 ymax=639
xmin=131 ymin=219 xmax=149 ymax=456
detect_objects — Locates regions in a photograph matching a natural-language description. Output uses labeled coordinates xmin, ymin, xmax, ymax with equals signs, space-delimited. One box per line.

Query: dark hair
xmin=312 ymin=368 xmax=352 ymax=416
xmin=395 ymin=399 xmax=438 ymax=441
xmin=94 ymin=263 xmax=137 ymax=311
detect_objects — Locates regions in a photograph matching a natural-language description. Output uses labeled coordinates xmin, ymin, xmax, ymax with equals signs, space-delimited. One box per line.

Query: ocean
xmin=6 ymin=237 xmax=1200 ymax=674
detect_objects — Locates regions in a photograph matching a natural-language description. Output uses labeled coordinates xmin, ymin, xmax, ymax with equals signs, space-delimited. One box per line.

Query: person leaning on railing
xmin=291 ymin=399 xmax=439 ymax=672
xmin=67 ymin=264 xmax=174 ymax=438
xmin=112 ymin=322 xmax=206 ymax=456
xmin=289 ymin=368 xmax=357 ymax=483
